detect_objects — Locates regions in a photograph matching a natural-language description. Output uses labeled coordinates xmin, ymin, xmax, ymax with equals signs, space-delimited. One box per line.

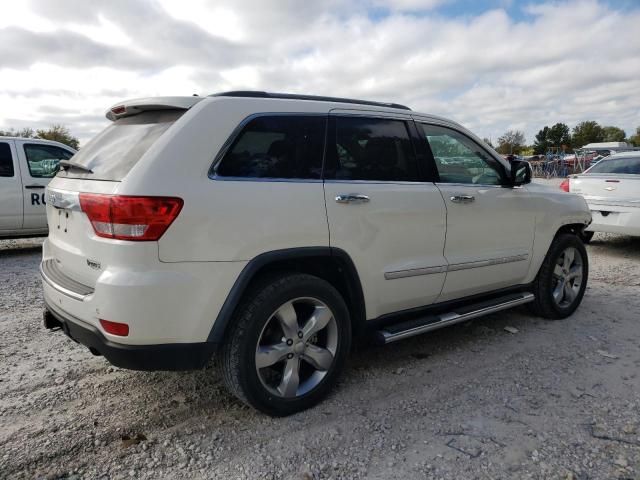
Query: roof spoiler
xmin=106 ymin=96 xmax=203 ymax=121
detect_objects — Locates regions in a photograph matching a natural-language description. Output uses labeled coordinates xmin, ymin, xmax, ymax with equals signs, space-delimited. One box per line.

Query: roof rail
xmin=209 ymin=91 xmax=411 ymax=111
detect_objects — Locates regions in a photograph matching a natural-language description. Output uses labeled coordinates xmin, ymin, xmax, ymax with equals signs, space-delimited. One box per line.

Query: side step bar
xmin=376 ymin=292 xmax=535 ymax=344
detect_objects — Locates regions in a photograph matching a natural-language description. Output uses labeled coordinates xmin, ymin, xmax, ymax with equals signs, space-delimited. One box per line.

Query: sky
xmin=1 ymin=0 xmax=639 ymax=146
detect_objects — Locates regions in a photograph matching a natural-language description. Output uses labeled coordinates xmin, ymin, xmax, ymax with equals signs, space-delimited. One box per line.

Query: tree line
xmin=487 ymin=122 xmax=640 ymax=156
xmin=0 ymin=125 xmax=80 ymax=150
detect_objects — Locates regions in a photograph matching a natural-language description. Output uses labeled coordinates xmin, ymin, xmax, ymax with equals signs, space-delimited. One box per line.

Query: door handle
xmin=25 ymin=185 xmax=45 ymax=189
xmin=335 ymin=194 xmax=370 ymax=204
xmin=450 ymin=195 xmax=475 ymax=204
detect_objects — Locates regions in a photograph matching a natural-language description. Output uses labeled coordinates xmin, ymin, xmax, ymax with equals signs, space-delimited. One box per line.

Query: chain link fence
xmin=528 ymin=149 xmax=600 ymax=178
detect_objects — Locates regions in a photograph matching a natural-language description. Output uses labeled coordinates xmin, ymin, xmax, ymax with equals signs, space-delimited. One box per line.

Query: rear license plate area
xmin=55 ymin=208 xmax=71 ymax=233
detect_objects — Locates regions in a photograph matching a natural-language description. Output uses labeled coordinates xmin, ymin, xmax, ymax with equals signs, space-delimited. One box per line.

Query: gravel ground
xmin=1 ymin=233 xmax=639 ymax=480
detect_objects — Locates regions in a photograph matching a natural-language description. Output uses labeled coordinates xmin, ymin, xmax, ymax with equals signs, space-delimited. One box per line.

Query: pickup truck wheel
xmin=218 ymin=273 xmax=351 ymax=416
xmin=531 ymin=233 xmax=588 ymax=319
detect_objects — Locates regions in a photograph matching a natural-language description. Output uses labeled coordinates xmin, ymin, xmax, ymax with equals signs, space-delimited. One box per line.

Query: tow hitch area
xmin=43 ymin=309 xmax=62 ymax=331
xmin=43 ymin=308 xmax=79 ymax=345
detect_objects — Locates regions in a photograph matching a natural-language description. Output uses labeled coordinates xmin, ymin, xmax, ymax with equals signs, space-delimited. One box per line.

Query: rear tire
xmin=530 ymin=233 xmax=588 ymax=319
xmin=218 ymin=273 xmax=351 ymax=416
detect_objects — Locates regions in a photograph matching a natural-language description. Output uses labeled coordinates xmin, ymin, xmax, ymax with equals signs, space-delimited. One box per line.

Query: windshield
xmin=57 ymin=110 xmax=184 ymax=181
xmin=587 ymin=156 xmax=640 ymax=175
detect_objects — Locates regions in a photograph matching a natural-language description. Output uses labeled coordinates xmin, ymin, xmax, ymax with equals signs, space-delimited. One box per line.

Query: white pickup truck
xmin=0 ymin=137 xmax=76 ymax=238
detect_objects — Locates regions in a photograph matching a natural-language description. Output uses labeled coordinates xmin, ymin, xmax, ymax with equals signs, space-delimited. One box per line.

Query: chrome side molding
xmin=384 ymin=254 xmax=529 ymax=280
xmin=447 ymin=254 xmax=529 ymax=272
xmin=384 ymin=265 xmax=446 ymax=280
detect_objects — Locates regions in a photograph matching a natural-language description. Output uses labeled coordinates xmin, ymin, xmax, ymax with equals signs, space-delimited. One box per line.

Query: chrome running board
xmin=377 ymin=292 xmax=535 ymax=344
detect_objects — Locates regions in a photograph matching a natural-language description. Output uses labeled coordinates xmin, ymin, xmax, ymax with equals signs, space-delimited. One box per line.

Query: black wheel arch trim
xmin=207 ymin=247 xmax=366 ymax=344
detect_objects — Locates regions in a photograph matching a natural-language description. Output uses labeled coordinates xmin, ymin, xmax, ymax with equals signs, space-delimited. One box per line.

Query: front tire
xmin=530 ymin=233 xmax=588 ymax=319
xmin=218 ymin=273 xmax=351 ymax=416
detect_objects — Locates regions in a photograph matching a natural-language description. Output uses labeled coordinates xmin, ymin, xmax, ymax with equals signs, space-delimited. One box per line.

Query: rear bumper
xmin=41 ymin=239 xmax=246 ymax=345
xmin=586 ymin=203 xmax=640 ymax=236
xmin=44 ymin=299 xmax=217 ymax=371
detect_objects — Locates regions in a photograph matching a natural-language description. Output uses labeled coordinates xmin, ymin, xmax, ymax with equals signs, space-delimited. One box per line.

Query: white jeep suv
xmin=41 ymin=92 xmax=591 ymax=416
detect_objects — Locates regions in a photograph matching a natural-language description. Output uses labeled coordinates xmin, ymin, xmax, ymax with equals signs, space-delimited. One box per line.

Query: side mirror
xmin=510 ymin=159 xmax=532 ymax=186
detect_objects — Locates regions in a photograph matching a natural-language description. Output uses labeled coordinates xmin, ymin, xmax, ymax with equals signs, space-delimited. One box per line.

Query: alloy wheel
xmin=255 ymin=297 xmax=338 ymax=398
xmin=551 ymin=246 xmax=584 ymax=308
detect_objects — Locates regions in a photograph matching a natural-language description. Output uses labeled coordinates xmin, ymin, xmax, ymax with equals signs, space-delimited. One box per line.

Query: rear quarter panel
xmin=119 ymin=97 xmax=332 ymax=262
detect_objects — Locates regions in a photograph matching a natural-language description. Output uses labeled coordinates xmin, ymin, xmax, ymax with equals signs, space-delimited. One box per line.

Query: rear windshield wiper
xmin=58 ymin=160 xmax=93 ymax=174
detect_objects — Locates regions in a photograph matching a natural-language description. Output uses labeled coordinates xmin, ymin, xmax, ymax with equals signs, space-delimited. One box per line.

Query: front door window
xmin=420 ymin=124 xmax=504 ymax=185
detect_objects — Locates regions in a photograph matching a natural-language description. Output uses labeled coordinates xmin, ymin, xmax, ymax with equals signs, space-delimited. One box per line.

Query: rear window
xmin=587 ymin=156 xmax=640 ymax=175
xmin=57 ymin=110 xmax=183 ymax=181
xmin=215 ymin=115 xmax=325 ymax=179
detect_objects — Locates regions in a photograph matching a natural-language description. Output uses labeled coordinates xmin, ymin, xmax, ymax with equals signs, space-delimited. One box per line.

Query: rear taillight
xmin=559 ymin=179 xmax=570 ymax=192
xmin=100 ymin=319 xmax=129 ymax=336
xmin=79 ymin=194 xmax=183 ymax=241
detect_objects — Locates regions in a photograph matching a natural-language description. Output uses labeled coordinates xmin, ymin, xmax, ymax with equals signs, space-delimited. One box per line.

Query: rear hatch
xmin=45 ymin=98 xmax=197 ymax=288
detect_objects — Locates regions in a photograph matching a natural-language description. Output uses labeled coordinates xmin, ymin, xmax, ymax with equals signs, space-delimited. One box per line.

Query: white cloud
xmin=219 ymin=66 xmax=261 ymax=89
xmin=66 ymin=15 xmax=133 ymax=47
xmin=0 ymin=2 xmax=55 ymax=32
xmin=371 ymin=0 xmax=451 ymax=11
xmin=0 ymin=0 xmax=639 ymax=145
xmin=156 ymin=0 xmax=245 ymax=41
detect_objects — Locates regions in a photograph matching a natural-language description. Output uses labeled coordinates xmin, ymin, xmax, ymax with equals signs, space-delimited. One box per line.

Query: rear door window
xmin=324 ymin=116 xmax=419 ymax=182
xmin=24 ymin=144 xmax=74 ymax=178
xmin=57 ymin=110 xmax=183 ymax=181
xmin=0 ymin=142 xmax=14 ymax=177
xmin=215 ymin=115 xmax=326 ymax=179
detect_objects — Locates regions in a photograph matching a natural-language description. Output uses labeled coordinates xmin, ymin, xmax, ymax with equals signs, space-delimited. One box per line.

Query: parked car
xmin=41 ymin=92 xmax=591 ymax=416
xmin=561 ymin=152 xmax=640 ymax=242
xmin=0 ymin=137 xmax=76 ymax=238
